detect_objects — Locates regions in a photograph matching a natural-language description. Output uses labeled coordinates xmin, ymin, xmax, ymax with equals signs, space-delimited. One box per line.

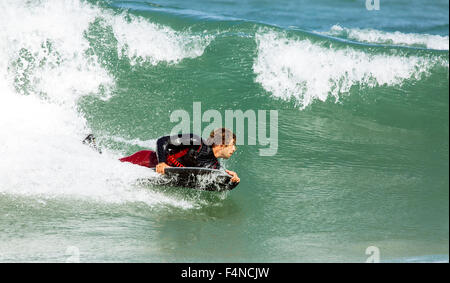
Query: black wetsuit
xmin=156 ymin=134 xmax=221 ymax=169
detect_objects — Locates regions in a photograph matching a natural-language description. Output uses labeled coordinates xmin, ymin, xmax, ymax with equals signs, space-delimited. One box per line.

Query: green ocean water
xmin=0 ymin=0 xmax=448 ymax=262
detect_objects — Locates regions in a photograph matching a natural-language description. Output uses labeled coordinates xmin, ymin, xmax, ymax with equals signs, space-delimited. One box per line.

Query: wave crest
xmin=323 ymin=25 xmax=449 ymax=51
xmin=253 ymin=30 xmax=448 ymax=109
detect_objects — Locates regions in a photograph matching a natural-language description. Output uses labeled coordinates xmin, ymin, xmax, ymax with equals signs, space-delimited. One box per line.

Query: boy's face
xmin=218 ymin=140 xmax=236 ymax=159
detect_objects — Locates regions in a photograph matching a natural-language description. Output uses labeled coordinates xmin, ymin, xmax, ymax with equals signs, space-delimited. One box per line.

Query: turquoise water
xmin=0 ymin=0 xmax=448 ymax=262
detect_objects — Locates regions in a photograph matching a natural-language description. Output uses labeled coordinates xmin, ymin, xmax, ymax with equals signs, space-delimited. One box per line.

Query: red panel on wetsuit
xmin=119 ymin=150 xmax=158 ymax=168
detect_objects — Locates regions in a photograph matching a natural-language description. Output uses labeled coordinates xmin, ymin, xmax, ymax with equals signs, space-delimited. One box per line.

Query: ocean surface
xmin=0 ymin=0 xmax=448 ymax=262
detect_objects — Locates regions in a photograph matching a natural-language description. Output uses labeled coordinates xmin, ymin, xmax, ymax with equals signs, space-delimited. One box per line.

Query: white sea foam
xmin=0 ymin=0 xmax=205 ymax=209
xmin=323 ymin=25 xmax=449 ymax=51
xmin=110 ymin=136 xmax=157 ymax=149
xmin=110 ymin=15 xmax=213 ymax=66
xmin=253 ymin=30 xmax=448 ymax=109
xmin=0 ymin=87 xmax=194 ymax=209
xmin=0 ymin=0 xmax=114 ymax=105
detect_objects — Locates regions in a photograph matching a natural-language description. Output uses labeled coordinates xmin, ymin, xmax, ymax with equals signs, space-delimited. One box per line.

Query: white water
xmin=253 ymin=30 xmax=448 ymax=109
xmin=323 ymin=25 xmax=449 ymax=51
xmin=0 ymin=0 xmax=211 ymax=209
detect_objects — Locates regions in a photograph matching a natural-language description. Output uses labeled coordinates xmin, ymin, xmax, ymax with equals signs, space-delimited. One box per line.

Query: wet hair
xmin=207 ymin=128 xmax=236 ymax=146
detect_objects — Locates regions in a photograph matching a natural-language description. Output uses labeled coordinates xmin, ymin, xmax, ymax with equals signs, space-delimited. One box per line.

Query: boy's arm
xmin=156 ymin=133 xmax=202 ymax=164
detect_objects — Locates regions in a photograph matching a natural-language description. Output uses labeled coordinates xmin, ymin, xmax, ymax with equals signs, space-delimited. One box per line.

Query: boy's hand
xmin=225 ymin=170 xmax=240 ymax=183
xmin=156 ymin=162 xmax=170 ymax=174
